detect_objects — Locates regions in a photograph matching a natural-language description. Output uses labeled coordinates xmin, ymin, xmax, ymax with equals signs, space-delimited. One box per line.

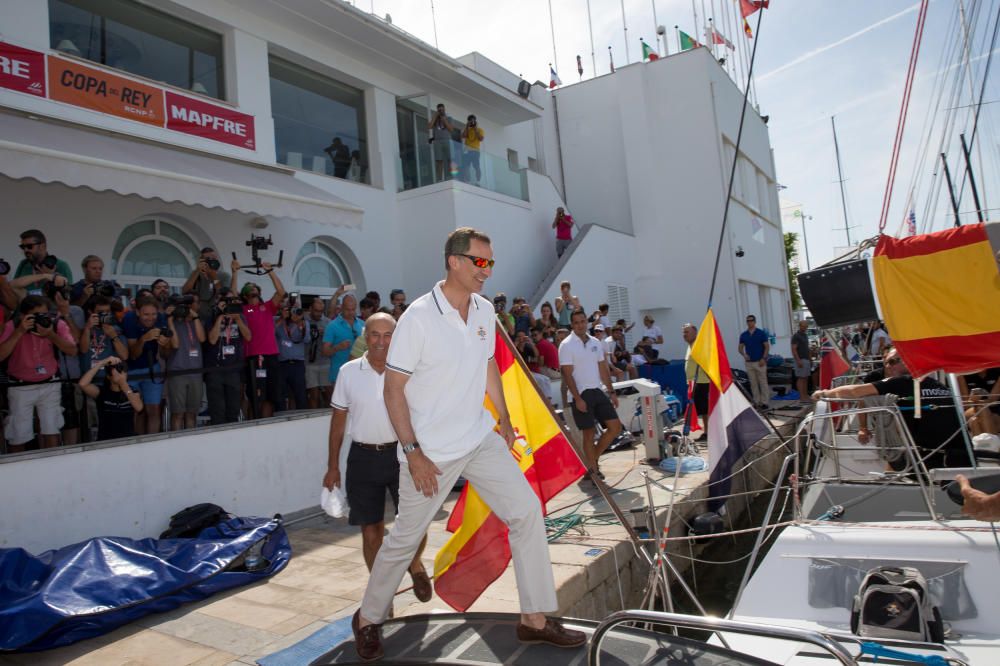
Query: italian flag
xmin=642 ymin=40 xmax=659 ymax=61
xmin=680 ymin=30 xmax=701 ymax=51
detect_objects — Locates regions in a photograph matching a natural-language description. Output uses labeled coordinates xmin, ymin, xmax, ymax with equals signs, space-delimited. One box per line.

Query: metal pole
xmin=797 ymin=209 xmax=811 ymax=271
xmin=548 ymin=0 xmax=558 ymax=77
xmin=960 ymin=132 xmax=985 ymax=223
xmin=831 ymin=115 xmax=852 ymax=246
xmin=587 ymin=0 xmax=597 ymax=75
xmin=651 ymin=0 xmax=662 ymax=55
xmin=941 ymin=152 xmax=962 ymax=226
xmin=429 ymin=0 xmax=439 ymax=49
xmin=620 ymin=0 xmax=630 ymax=63
xmin=948 ymin=373 xmax=978 ymax=470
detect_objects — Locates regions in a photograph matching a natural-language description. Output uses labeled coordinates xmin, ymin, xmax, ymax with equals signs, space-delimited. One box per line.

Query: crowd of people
xmin=0 ymin=228 xmax=414 ymax=454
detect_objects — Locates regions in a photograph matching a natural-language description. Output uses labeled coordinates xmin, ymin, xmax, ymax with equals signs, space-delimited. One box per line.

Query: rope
xmin=878 ymin=0 xmax=931 ymax=233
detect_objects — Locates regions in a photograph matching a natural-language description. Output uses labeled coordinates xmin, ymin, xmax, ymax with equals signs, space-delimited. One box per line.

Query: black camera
xmin=168 ymin=294 xmax=195 ymax=319
xmin=246 ymin=235 xmax=273 ymax=252
xmin=94 ymin=281 xmax=116 ymax=297
xmin=204 ymin=257 xmax=221 ymax=271
xmin=158 ymin=327 xmax=173 ymax=338
xmin=97 ymin=312 xmax=115 ymax=325
xmin=107 ymin=361 xmax=125 ymax=375
xmin=0 ymin=258 xmax=9 ymax=276
xmin=32 ymin=312 xmax=53 ymax=330
xmin=223 ymin=301 xmax=243 ymax=315
xmin=290 ymin=307 xmax=303 ymax=317
xmin=40 ymin=255 xmax=59 ymax=270
xmin=44 ymin=280 xmax=69 ymax=301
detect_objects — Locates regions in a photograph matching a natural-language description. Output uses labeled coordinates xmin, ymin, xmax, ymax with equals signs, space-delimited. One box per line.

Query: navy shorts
xmin=346 ymin=444 xmax=400 ymax=526
xmin=571 ymin=388 xmax=618 ymax=430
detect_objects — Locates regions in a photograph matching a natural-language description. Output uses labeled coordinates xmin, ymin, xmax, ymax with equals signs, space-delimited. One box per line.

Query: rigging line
xmin=878 ymin=0 xmax=931 ymax=233
xmin=706 ymin=7 xmax=763 ymax=307
xmin=951 ymin=0 xmax=990 ymax=220
xmin=958 ymin=0 xmax=1000 ymax=217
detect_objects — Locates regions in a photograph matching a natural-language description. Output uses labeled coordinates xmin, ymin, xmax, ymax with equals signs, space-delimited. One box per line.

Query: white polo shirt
xmin=386 ymin=281 xmax=496 ymax=464
xmin=559 ymin=332 xmax=606 ymax=392
xmin=330 ymin=355 xmax=398 ymax=445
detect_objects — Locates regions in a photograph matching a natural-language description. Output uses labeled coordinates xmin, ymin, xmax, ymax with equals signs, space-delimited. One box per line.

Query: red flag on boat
xmin=819 ymin=336 xmax=850 ymax=390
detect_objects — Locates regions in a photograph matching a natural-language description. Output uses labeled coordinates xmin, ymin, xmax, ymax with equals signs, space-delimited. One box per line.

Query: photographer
xmin=305 ymin=297 xmax=332 ymax=408
xmin=164 ymin=295 xmax=205 ymax=431
xmin=71 ymin=255 xmax=122 ymax=306
xmin=151 ymin=279 xmax=171 ymax=311
xmin=275 ymin=301 xmax=308 ymax=410
xmin=122 ymin=296 xmax=170 ymax=434
xmin=205 ymin=290 xmax=250 ymax=425
xmin=80 ymin=295 xmax=128 ymax=438
xmin=0 ymin=295 xmax=78 ymax=452
xmin=493 ymin=293 xmax=515 ymax=335
xmin=231 ymin=259 xmax=286 ymax=418
xmin=511 ymin=297 xmax=534 ymax=336
xmin=182 ymin=247 xmax=230 ymax=307
xmin=427 ymin=102 xmax=455 ymax=182
xmin=461 ymin=114 xmax=484 ymax=183
xmin=0 ymin=261 xmax=17 ymax=313
xmin=79 ymin=356 xmax=141 ymax=441
xmin=13 ymin=230 xmax=72 ymax=296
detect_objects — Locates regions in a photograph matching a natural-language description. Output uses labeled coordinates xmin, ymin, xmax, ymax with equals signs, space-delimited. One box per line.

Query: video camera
xmin=168 ymin=294 xmax=195 ymax=319
xmin=233 ymin=234 xmax=283 ymax=276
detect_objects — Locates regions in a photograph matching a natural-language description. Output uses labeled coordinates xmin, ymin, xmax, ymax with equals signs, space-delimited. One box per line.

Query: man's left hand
xmin=498 ymin=417 xmax=516 ymax=449
xmin=610 ymin=393 xmax=619 ymax=408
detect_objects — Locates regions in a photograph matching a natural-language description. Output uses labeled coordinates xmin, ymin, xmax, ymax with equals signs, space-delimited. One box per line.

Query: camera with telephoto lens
xmin=93 ymin=281 xmax=116 ymax=297
xmin=32 ymin=312 xmax=53 ymax=331
xmin=168 ymin=294 xmax=195 ymax=319
xmin=0 ymin=258 xmax=9 ymax=276
xmin=97 ymin=312 xmax=115 ymax=326
xmin=204 ymin=257 xmax=221 ymax=271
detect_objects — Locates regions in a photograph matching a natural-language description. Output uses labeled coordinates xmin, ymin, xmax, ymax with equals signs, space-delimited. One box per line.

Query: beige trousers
xmin=745 ymin=361 xmax=770 ymax=406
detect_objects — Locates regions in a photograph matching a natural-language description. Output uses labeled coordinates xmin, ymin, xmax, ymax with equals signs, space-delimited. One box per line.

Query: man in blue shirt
xmin=323 ymin=294 xmax=363 ymax=385
xmin=738 ymin=314 xmax=770 ymax=409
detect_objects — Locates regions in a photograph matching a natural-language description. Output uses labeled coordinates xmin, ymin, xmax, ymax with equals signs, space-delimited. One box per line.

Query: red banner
xmin=165 ymin=91 xmax=255 ymax=150
xmin=0 ymin=42 xmax=46 ymax=97
xmin=47 ymin=56 xmax=163 ymax=125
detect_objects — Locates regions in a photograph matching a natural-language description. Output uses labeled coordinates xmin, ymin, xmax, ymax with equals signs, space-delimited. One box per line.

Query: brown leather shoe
xmin=409 ymin=569 xmax=433 ymax=603
xmin=352 ymin=610 xmax=383 ymax=662
xmin=516 ymin=618 xmax=587 ymax=648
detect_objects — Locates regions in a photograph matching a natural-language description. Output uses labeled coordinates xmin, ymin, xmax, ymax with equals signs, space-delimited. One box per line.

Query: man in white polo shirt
xmin=351 ymin=227 xmax=584 ymax=661
xmin=322 ymin=313 xmax=432 ymax=605
xmin=560 ymin=309 xmax=622 ymax=480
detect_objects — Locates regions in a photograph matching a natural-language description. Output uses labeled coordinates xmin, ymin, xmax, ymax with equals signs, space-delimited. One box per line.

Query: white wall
xmin=0 ymin=414 xmax=336 ymax=553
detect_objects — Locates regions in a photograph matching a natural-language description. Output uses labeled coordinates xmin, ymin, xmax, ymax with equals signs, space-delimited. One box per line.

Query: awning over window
xmin=0 ymin=112 xmax=363 ymax=228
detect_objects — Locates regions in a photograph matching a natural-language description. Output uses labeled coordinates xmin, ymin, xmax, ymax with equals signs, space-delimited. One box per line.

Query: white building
xmin=0 ymin=0 xmax=790 ymax=549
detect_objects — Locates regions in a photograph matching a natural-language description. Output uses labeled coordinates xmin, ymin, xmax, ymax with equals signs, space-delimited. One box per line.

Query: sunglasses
xmin=19 ymin=242 xmax=38 ymax=250
xmin=746 ymin=319 xmax=756 ymax=323
xmin=458 ymin=253 xmax=495 ymax=269
xmin=886 ymin=356 xmax=902 ymax=366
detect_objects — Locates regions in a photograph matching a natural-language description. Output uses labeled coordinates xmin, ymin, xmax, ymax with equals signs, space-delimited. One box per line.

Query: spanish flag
xmin=872 ymin=222 xmax=1000 ymax=377
xmin=432 ymin=330 xmax=586 ymax=611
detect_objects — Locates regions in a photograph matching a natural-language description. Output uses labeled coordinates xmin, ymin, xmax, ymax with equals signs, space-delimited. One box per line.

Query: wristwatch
xmin=401 ymin=442 xmax=421 ymax=455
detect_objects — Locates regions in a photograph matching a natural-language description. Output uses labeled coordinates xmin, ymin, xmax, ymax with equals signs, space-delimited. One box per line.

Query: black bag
xmin=159 ymin=503 xmax=233 ymax=539
xmin=850 ymin=566 xmax=944 ymax=643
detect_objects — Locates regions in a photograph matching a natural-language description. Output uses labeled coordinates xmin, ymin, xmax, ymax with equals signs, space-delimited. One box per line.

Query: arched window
xmin=293 ymin=239 xmax=351 ymax=296
xmin=111 ymin=218 xmax=201 ymax=295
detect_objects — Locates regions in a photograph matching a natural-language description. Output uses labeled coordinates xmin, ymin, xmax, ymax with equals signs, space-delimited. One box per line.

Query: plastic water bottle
xmin=242 ymin=541 xmax=269 ymax=572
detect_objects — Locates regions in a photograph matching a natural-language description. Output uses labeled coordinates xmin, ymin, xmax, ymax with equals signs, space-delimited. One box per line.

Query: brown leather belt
xmin=353 ymin=440 xmax=398 ymax=451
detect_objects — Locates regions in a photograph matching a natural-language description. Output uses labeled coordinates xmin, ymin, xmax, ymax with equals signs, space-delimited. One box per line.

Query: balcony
xmin=395 ymin=138 xmax=529 ymax=201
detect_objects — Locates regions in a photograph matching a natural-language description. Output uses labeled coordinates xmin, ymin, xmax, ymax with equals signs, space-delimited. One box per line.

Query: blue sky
xmin=369 ymin=0 xmax=999 ymax=266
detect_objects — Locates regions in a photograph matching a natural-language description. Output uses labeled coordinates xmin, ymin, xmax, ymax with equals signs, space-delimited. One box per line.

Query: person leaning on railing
xmin=79 ymin=356 xmax=142 ymax=441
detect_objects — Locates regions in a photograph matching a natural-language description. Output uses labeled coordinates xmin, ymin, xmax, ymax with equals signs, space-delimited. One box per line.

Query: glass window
xmin=269 ymin=56 xmax=368 ymax=183
xmin=294 ymin=241 xmax=350 ymax=293
xmin=49 ymin=0 xmax=225 ymax=99
xmin=112 ymin=219 xmax=200 ymax=291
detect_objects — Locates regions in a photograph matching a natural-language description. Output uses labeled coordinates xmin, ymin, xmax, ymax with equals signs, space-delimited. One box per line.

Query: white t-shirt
xmin=870 ymin=328 xmax=891 ymax=356
xmin=559 ymin=332 xmax=606 ymax=392
xmin=386 ymin=281 xmax=496 ymax=464
xmin=330 ymin=355 xmax=397 ymax=445
xmin=642 ymin=324 xmax=664 ymax=354
xmin=602 ymin=336 xmax=616 ymax=362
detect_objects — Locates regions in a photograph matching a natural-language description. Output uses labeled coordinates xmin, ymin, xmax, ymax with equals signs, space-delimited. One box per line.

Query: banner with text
xmin=0 ymin=42 xmax=46 ymax=97
xmin=48 ymin=55 xmax=164 ymax=126
xmin=165 ymin=91 xmax=255 ymax=150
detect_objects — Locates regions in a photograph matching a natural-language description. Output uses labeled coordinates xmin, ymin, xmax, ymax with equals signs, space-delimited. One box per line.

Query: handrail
xmin=588 ymin=610 xmax=857 ymax=666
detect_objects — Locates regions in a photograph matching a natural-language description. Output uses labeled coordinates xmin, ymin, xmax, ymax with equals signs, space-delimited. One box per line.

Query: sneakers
xmin=352 ymin=610 xmax=383 ymax=662
xmin=409 ymin=568 xmax=433 ymax=603
xmin=516 ymin=617 xmax=587 ymax=648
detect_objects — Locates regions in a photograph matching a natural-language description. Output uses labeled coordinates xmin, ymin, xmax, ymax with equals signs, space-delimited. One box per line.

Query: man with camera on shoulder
xmin=0 ymin=295 xmax=78 ymax=452
xmin=205 ymin=289 xmax=250 ymax=425
xmin=164 ymin=295 xmax=205 ymax=431
xmin=79 ymin=356 xmax=142 ymax=441
xmin=13 ymin=229 xmax=72 ymax=297
xmin=122 ymin=296 xmax=171 ymax=434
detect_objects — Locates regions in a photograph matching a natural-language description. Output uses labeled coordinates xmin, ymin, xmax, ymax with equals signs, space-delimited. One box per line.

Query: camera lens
xmin=291 ymin=307 xmax=303 ymax=317
xmin=0 ymin=259 xmax=9 ymax=276
xmin=205 ymin=258 xmax=221 ymax=271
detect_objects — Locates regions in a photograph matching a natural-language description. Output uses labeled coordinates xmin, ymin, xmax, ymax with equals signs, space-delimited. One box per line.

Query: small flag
xmin=743 ymin=17 xmax=753 ymax=38
xmin=740 ymin=0 xmax=769 ymax=18
xmin=549 ymin=64 xmax=562 ymax=88
xmin=609 ymin=46 xmax=615 ymax=73
xmin=819 ymin=336 xmax=850 ymax=390
xmin=710 ymin=26 xmax=735 ymax=50
xmin=576 ymin=54 xmax=583 ymax=77
xmin=907 ymin=209 xmax=917 ymax=236
xmin=433 ymin=330 xmax=587 ymax=611
xmin=689 ymin=309 xmax=772 ymax=509
xmin=641 ymin=39 xmax=659 ymax=61
xmin=679 ymin=30 xmax=701 ymax=51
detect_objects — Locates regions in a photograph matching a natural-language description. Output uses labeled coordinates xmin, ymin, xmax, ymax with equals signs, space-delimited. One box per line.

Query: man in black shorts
xmin=559 ymin=309 xmax=621 ymax=479
xmin=322 ymin=313 xmax=431 ymax=603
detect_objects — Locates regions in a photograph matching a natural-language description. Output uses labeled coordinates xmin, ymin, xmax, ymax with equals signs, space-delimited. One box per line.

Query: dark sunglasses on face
xmin=19 ymin=243 xmax=38 ymax=250
xmin=458 ymin=253 xmax=495 ymax=269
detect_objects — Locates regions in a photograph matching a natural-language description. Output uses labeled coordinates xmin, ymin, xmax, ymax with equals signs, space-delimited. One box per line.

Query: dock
xmin=0 ymin=404 xmax=807 ymax=665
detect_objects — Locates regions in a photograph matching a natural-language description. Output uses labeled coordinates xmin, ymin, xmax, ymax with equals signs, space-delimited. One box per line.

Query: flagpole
xmin=609 ymin=45 xmax=615 ymax=73
xmin=620 ymin=0 xmax=630 ymax=63
xmin=708 ymin=18 xmax=717 ymax=59
xmin=691 ymin=0 xmax=699 ymax=43
xmin=651 ymin=0 xmax=662 ymax=55
xmin=587 ymin=0 xmax=597 ymax=76
xmin=548 ymin=0 xmax=558 ymax=78
xmin=675 ymin=25 xmax=681 ymax=53
xmin=429 ymin=0 xmax=439 ymax=49
xmin=724 ymin=0 xmax=740 ymax=82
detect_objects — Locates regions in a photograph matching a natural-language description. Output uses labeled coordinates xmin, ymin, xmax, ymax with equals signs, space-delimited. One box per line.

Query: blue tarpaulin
xmin=0 ymin=516 xmax=291 ymax=653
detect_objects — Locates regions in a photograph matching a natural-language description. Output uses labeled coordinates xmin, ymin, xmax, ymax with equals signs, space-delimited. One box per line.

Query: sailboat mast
xmin=831 ymin=115 xmax=852 ymax=246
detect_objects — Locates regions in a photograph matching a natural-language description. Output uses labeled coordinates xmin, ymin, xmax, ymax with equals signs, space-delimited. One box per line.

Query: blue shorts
xmin=129 ymin=363 xmax=165 ymax=405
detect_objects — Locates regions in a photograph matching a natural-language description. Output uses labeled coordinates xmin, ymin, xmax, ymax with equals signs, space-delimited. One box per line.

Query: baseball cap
xmin=594 ymin=324 xmax=605 ymax=331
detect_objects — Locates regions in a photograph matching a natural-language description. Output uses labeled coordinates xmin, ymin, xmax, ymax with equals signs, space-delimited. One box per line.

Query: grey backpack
xmin=850 ymin=566 xmax=944 ymax=642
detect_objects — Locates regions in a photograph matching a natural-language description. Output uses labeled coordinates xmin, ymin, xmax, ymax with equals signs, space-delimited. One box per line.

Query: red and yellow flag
xmin=432 ymin=331 xmax=586 ymax=611
xmin=872 ymin=222 xmax=1000 ymax=377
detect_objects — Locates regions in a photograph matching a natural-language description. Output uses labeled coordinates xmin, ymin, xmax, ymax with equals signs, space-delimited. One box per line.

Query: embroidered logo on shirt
xmin=477 ymin=326 xmax=487 ymax=340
